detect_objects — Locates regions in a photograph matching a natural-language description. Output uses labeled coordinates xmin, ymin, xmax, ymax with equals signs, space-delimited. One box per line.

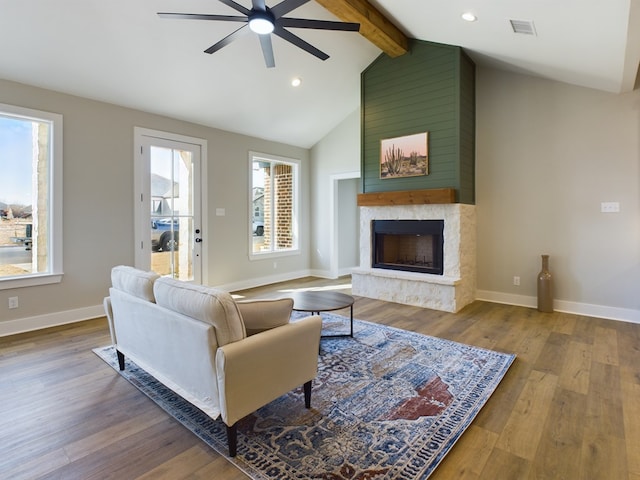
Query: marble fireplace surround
xmin=351 ymin=192 xmax=476 ymax=313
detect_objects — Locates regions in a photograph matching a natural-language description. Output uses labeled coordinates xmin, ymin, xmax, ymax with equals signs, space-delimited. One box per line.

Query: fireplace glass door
xmin=372 ymin=220 xmax=444 ymax=275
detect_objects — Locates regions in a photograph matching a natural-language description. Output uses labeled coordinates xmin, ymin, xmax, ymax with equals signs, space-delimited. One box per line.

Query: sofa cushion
xmin=236 ymin=298 xmax=293 ymax=336
xmin=153 ymin=277 xmax=246 ymax=346
xmin=111 ymin=265 xmax=160 ymax=303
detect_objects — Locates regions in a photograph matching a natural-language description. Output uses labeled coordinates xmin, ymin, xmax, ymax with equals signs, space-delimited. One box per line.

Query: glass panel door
xmin=135 ymin=130 xmax=203 ymax=283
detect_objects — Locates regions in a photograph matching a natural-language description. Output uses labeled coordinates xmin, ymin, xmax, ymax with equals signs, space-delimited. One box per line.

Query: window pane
xmin=251 ymin=154 xmax=297 ymax=256
xmin=272 ymin=162 xmax=293 ymax=251
xmin=0 ymin=115 xmax=50 ymax=278
xmin=149 ymin=146 xmax=195 ymax=281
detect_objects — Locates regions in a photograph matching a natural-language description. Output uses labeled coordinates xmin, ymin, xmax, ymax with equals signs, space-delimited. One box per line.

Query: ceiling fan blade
xmin=258 ymin=34 xmax=275 ymax=68
xmin=158 ymin=12 xmax=247 ymax=23
xmin=204 ymin=24 xmax=249 ymax=54
xmin=270 ymin=0 xmax=310 ymax=19
xmin=218 ymin=0 xmax=251 ymax=16
xmin=279 ymin=18 xmax=360 ymax=31
xmin=273 ymin=26 xmax=329 ymax=61
xmin=252 ymin=0 xmax=267 ymax=11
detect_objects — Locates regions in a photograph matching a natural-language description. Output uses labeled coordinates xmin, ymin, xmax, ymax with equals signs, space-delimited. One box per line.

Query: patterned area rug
xmin=94 ymin=313 xmax=515 ymax=479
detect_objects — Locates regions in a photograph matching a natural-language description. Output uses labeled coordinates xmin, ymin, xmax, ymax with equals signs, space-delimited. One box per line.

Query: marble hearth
xmin=352 ymin=203 xmax=476 ymax=313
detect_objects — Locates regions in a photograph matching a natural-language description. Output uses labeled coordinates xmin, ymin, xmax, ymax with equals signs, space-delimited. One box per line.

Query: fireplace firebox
xmin=372 ymin=220 xmax=444 ymax=275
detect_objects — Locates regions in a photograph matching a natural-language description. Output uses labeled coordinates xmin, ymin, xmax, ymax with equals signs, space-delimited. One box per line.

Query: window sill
xmin=249 ymin=249 xmax=300 ymax=262
xmin=0 ymin=273 xmax=64 ymax=290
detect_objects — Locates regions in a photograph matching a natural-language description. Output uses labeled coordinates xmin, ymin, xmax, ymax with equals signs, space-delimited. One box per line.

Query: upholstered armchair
xmin=104 ymin=266 xmax=322 ymax=457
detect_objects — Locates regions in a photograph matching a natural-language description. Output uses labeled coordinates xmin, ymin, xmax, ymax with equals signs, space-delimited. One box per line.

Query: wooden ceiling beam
xmin=315 ymin=0 xmax=409 ymax=57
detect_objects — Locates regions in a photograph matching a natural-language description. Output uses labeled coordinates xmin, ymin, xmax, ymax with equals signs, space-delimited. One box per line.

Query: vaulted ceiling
xmin=0 ymin=0 xmax=638 ymax=148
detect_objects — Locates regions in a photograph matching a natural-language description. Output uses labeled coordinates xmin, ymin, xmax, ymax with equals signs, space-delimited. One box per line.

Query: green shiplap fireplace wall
xmin=361 ymin=40 xmax=476 ymax=204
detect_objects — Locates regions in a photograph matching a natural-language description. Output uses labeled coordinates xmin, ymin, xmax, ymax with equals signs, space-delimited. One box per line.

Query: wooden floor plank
xmin=530 ymin=387 xmax=587 ymax=479
xmin=532 ymin=331 xmax=570 ymax=376
xmin=432 ymin=425 xmax=498 ymax=479
xmin=586 ymin=361 xmax=625 ymax=438
xmin=135 ymin=445 xmax=218 ymax=479
xmin=622 ymin=380 xmax=640 ymax=477
xmin=592 ymin=325 xmax=620 ymax=366
xmin=495 ymin=369 xmax=558 ymax=460
xmin=552 ymin=311 xmax=577 ymax=335
xmin=580 ymin=431 xmax=628 ymax=480
xmin=478 ymin=447 xmax=530 ymax=479
xmin=617 ymin=321 xmax=640 ymax=385
xmin=558 ymin=340 xmax=592 ymax=395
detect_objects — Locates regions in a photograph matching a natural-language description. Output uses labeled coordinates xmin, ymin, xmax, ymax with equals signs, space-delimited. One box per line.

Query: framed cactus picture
xmin=380 ymin=132 xmax=429 ymax=179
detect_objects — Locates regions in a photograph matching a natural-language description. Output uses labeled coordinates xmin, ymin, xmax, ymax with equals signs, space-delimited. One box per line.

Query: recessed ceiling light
xmin=461 ymin=12 xmax=477 ymax=22
xmin=291 ymin=77 xmax=302 ymax=87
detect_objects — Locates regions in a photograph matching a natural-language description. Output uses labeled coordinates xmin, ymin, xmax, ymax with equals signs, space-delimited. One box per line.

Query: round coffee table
xmin=288 ymin=291 xmax=354 ymax=338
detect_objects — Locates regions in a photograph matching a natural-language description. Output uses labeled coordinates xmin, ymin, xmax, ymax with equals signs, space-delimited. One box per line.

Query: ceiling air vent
xmin=510 ymin=19 xmax=536 ymax=35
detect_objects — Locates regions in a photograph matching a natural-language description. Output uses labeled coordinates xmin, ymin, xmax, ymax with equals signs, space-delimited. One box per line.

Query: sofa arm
xmin=215 ymin=314 xmax=322 ymax=426
xmin=103 ymin=296 xmax=117 ymax=345
xmin=236 ymin=297 xmax=294 ymax=336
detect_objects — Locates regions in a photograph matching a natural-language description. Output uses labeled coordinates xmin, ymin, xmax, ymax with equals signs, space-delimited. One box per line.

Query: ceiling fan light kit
xmin=249 ymin=11 xmax=275 ymax=34
xmin=159 ymin=0 xmax=360 ymax=68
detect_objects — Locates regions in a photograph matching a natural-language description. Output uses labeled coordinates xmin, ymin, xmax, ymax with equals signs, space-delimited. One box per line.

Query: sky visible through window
xmin=0 ymin=116 xmax=32 ymax=206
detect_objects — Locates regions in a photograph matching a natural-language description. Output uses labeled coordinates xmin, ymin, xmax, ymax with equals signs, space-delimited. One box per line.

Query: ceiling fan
xmin=158 ymin=0 xmax=360 ymax=68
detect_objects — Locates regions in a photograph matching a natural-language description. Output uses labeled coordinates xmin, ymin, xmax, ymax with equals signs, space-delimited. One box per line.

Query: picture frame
xmin=380 ymin=132 xmax=429 ymax=179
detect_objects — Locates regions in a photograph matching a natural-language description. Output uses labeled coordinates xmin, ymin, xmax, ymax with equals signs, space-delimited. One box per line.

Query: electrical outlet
xmin=8 ymin=296 xmax=18 ymax=309
xmin=513 ymin=276 xmax=520 ymax=286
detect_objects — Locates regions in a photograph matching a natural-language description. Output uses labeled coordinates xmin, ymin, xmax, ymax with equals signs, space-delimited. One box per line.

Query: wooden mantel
xmin=357 ymin=188 xmax=456 ymax=207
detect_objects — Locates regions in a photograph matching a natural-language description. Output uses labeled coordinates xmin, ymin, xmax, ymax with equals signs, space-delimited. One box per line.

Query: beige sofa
xmin=103 ymin=265 xmax=322 ymax=456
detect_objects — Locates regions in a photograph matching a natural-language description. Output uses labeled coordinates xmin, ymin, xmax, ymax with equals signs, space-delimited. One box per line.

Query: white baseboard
xmin=475 ymin=290 xmax=537 ymax=309
xmin=307 ymin=267 xmax=358 ymax=280
xmin=0 ymin=304 xmax=105 ymax=337
xmin=476 ymin=290 xmax=640 ymax=324
xmin=214 ymin=269 xmax=314 ymax=296
xmin=338 ymin=266 xmax=358 ymax=278
xmin=308 ymin=269 xmax=334 ymax=279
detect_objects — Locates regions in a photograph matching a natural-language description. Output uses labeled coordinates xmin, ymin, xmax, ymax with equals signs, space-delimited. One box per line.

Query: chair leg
xmin=226 ymin=423 xmax=238 ymax=457
xmin=304 ymin=380 xmax=312 ymax=409
xmin=116 ymin=350 xmax=125 ymax=371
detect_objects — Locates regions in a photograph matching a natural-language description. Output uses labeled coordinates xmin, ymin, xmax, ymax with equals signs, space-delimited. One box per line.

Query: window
xmin=250 ymin=152 xmax=299 ymax=257
xmin=0 ymin=104 xmax=63 ymax=289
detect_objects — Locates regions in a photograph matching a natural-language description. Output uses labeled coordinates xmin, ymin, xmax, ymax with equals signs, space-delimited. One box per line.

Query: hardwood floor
xmin=1 ymin=276 xmax=639 ymax=479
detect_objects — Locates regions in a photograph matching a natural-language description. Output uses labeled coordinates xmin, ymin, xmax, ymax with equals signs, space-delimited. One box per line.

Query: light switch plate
xmin=600 ymin=202 xmax=620 ymax=213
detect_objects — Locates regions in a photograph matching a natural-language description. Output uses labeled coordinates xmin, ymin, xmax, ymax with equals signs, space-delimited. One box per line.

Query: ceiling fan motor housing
xmin=249 ymin=9 xmax=275 ymax=34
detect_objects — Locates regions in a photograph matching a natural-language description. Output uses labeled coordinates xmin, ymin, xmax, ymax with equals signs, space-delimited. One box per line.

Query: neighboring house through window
xmin=250 ymin=152 xmax=299 ymax=257
xmin=0 ymin=104 xmax=63 ymax=289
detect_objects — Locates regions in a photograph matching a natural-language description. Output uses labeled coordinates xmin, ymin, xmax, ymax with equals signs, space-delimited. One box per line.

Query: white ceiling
xmin=0 ymin=0 xmax=638 ymax=148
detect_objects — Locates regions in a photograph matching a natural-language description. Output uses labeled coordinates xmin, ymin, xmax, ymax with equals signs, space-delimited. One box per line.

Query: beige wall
xmin=476 ymin=68 xmax=640 ymax=319
xmin=309 ymin=108 xmax=360 ymax=276
xmin=0 ymin=79 xmax=310 ymax=332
